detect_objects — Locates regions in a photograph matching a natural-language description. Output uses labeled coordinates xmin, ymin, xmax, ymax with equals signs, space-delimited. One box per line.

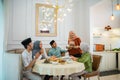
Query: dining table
xmin=33 ymin=59 xmax=85 ymax=80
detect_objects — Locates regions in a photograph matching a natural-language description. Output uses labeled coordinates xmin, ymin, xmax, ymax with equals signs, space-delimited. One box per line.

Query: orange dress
xmin=68 ymin=38 xmax=82 ymax=56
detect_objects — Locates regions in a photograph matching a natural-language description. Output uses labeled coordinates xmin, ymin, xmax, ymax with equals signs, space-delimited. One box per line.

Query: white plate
xmin=61 ymin=56 xmax=71 ymax=59
xmin=66 ymin=60 xmax=73 ymax=64
xmin=51 ymin=61 xmax=58 ymax=65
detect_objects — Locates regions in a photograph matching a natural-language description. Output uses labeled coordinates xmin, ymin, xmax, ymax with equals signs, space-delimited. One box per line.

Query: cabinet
xmin=93 ymin=52 xmax=116 ymax=72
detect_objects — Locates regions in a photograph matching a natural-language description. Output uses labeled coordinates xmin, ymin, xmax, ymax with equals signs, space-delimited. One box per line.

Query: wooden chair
xmin=82 ymin=55 xmax=102 ymax=80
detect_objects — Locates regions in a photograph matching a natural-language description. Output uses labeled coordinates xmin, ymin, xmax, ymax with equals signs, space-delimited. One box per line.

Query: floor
xmin=86 ymin=74 xmax=120 ymax=80
xmin=23 ymin=74 xmax=120 ymax=80
xmin=23 ymin=71 xmax=120 ymax=80
xmin=80 ymin=70 xmax=120 ymax=80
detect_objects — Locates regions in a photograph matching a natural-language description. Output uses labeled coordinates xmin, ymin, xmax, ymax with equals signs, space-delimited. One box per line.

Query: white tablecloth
xmin=33 ymin=59 xmax=85 ymax=76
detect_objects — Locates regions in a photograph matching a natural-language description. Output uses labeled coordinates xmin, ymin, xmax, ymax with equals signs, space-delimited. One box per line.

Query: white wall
xmin=73 ymin=0 xmax=101 ymax=43
xmin=6 ymin=0 xmax=77 ymax=50
xmin=73 ymin=0 xmax=101 ymax=52
xmin=5 ymin=0 xmax=101 ymax=50
xmin=90 ymin=0 xmax=120 ymax=51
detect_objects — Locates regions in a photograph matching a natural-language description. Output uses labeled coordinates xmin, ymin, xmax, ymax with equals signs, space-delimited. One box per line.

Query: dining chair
xmin=82 ymin=55 xmax=102 ymax=80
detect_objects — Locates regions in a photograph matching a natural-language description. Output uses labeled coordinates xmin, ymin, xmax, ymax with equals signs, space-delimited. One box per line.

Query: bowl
xmin=51 ymin=61 xmax=58 ymax=65
xmin=66 ymin=60 xmax=73 ymax=64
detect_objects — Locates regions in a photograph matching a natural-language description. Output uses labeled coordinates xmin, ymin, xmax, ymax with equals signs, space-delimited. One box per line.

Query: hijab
xmin=80 ymin=42 xmax=93 ymax=62
xmin=80 ymin=42 xmax=90 ymax=53
xmin=32 ymin=40 xmax=41 ymax=59
xmin=68 ymin=31 xmax=78 ymax=42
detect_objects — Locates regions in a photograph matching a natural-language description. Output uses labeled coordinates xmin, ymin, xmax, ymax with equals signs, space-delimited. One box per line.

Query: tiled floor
xmin=81 ymin=74 xmax=120 ymax=80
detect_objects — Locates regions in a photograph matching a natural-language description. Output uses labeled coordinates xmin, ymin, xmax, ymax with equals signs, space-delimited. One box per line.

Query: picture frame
xmin=35 ymin=3 xmax=57 ymax=36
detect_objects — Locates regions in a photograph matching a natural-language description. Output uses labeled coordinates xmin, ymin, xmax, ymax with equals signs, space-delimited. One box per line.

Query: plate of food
xmin=44 ymin=59 xmax=50 ymax=64
xmin=58 ymin=59 xmax=66 ymax=65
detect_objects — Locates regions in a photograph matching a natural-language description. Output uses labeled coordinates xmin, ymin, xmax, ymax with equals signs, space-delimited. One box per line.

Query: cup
xmin=65 ymin=52 xmax=70 ymax=58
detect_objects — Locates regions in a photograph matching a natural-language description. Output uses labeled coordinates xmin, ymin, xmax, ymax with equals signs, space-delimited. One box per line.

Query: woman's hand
xmin=34 ymin=52 xmax=40 ymax=60
xmin=49 ymin=56 xmax=57 ymax=61
xmin=71 ymin=56 xmax=78 ymax=61
xmin=40 ymin=48 xmax=44 ymax=54
xmin=66 ymin=45 xmax=74 ymax=50
xmin=51 ymin=55 xmax=57 ymax=59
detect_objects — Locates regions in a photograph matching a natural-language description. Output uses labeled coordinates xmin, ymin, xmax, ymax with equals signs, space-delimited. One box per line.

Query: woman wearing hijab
xmin=67 ymin=31 xmax=82 ymax=57
xmin=32 ymin=40 xmax=48 ymax=59
xmin=70 ymin=43 xmax=92 ymax=80
xmin=32 ymin=40 xmax=53 ymax=80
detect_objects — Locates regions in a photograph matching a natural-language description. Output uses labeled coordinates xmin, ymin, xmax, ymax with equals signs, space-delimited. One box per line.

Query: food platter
xmin=43 ymin=57 xmax=72 ymax=65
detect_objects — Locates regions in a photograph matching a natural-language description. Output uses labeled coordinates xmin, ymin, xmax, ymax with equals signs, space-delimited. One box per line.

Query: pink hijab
xmin=68 ymin=31 xmax=78 ymax=42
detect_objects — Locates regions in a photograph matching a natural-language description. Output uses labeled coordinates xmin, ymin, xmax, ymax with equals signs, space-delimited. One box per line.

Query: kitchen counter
xmin=93 ymin=51 xmax=120 ymax=71
xmin=93 ymin=51 xmax=120 ymax=53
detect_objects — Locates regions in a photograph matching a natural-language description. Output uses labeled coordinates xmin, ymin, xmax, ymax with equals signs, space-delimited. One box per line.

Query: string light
xmin=45 ymin=0 xmax=73 ymax=22
xmin=115 ymin=0 xmax=120 ymax=10
xmin=110 ymin=0 xmax=115 ymax=20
